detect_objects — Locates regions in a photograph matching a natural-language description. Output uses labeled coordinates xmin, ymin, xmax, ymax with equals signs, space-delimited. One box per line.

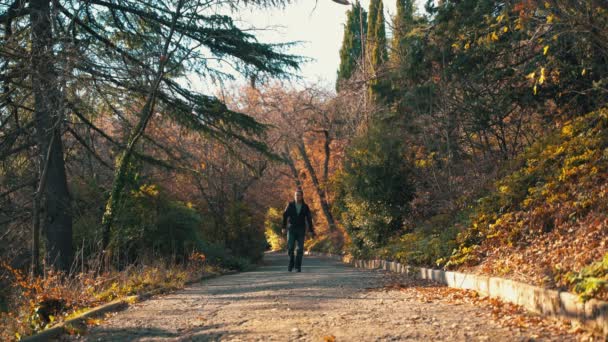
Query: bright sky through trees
xmin=190 ymin=0 xmax=426 ymax=94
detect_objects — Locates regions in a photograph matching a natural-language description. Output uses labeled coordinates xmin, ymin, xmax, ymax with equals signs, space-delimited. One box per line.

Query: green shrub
xmin=264 ymin=207 xmax=286 ymax=251
xmin=305 ymin=233 xmax=342 ymax=254
xmin=333 ymin=122 xmax=415 ymax=257
xmin=108 ymin=184 xmax=204 ymax=264
xmin=567 ymin=253 xmax=608 ymax=301
xmin=375 ymin=219 xmax=460 ymax=267
xmin=196 ymin=240 xmax=252 ymax=271
xmin=224 ymin=201 xmax=267 ymax=263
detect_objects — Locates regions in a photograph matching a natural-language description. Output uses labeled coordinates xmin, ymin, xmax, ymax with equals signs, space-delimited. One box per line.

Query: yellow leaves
xmin=496 ymin=14 xmax=505 ymax=23
xmin=582 ymin=68 xmax=587 ymax=76
xmin=547 ymin=14 xmax=555 ymax=24
xmin=415 ymin=152 xmax=436 ymax=169
xmin=503 ymin=26 xmax=509 ymax=33
xmin=499 ymin=185 xmax=510 ymax=194
xmin=515 ymin=19 xmax=523 ymax=31
xmin=15 ymin=332 xmax=21 ymax=341
xmin=491 ymin=31 xmax=499 ymax=41
xmin=133 ymin=184 xmax=159 ymax=198
xmin=561 ymin=124 xmax=573 ymax=137
xmin=125 ymin=296 xmax=138 ymax=304
xmin=543 ymin=45 xmax=550 ymax=55
xmin=538 ymin=68 xmax=546 ymax=85
xmin=465 ymin=42 xmax=470 ymax=50
xmin=527 ymin=66 xmax=550 ymax=94
xmin=415 ymin=159 xmax=429 ymax=168
xmin=544 ymin=1 xmax=551 ymax=8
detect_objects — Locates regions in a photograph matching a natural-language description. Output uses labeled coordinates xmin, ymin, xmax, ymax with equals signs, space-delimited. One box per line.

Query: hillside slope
xmin=447 ymin=108 xmax=608 ymax=300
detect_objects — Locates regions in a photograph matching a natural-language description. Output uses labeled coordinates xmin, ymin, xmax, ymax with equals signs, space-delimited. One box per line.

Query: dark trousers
xmin=287 ymin=229 xmax=305 ymax=270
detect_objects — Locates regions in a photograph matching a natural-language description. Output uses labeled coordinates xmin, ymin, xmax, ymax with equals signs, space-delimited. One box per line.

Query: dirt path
xmin=65 ymin=253 xmax=591 ymax=341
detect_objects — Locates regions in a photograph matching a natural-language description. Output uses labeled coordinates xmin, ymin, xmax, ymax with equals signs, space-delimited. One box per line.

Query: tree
xmin=243 ymin=84 xmax=342 ymax=233
xmin=336 ymin=2 xmax=367 ymax=90
xmin=1 ymin=0 xmax=300 ymax=271
xmin=391 ymin=0 xmax=415 ymax=63
xmin=30 ymin=0 xmax=73 ymax=272
xmin=334 ymin=121 xmax=414 ymax=255
xmin=366 ymin=0 xmax=388 ymax=103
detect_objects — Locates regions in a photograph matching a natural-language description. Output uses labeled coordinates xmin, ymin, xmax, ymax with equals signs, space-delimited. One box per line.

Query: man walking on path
xmin=282 ymin=189 xmax=315 ymax=272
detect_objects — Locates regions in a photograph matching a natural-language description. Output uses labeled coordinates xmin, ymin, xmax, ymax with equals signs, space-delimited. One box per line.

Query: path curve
xmin=65 ymin=253 xmax=586 ymax=341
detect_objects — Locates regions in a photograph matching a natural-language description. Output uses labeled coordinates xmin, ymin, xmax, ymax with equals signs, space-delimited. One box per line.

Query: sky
xmin=191 ymin=0 xmax=428 ymax=94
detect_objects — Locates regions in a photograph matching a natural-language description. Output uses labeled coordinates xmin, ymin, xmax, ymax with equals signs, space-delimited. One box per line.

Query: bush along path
xmin=58 ymin=253 xmax=598 ymax=341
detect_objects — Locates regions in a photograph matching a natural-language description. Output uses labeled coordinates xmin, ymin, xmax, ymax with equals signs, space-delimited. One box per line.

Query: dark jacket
xmin=282 ymin=201 xmax=314 ymax=233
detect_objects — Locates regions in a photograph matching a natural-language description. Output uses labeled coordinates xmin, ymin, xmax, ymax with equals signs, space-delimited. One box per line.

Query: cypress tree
xmin=336 ymin=2 xmax=368 ymax=90
xmin=367 ymin=0 xmax=388 ymax=102
xmin=370 ymin=0 xmax=388 ymax=70
xmin=392 ymin=0 xmax=415 ymax=61
xmin=367 ymin=0 xmax=380 ymax=47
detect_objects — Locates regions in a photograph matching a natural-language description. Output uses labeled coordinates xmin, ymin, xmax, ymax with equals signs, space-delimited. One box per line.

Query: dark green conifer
xmin=336 ymin=2 xmax=368 ymax=90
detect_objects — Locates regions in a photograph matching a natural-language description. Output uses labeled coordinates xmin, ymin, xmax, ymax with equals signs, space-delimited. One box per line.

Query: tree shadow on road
xmin=76 ymin=323 xmax=245 ymax=342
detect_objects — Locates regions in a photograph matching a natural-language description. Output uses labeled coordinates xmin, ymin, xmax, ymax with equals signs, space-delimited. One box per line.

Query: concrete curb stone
xmin=305 ymin=251 xmax=608 ymax=337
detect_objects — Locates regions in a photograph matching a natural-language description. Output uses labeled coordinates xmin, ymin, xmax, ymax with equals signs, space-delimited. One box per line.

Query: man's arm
xmin=282 ymin=202 xmax=290 ymax=231
xmin=305 ymin=205 xmax=315 ymax=237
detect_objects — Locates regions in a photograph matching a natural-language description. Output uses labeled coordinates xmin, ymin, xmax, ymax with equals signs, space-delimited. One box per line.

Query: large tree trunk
xmin=30 ymin=0 xmax=73 ymax=272
xmin=296 ymin=141 xmax=337 ymax=231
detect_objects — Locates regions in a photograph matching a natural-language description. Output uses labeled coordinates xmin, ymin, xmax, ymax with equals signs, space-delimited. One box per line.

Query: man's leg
xmin=287 ymin=230 xmax=296 ymax=271
xmin=295 ymin=230 xmax=305 ymax=271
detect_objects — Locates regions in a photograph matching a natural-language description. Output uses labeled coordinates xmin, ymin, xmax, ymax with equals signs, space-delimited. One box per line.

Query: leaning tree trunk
xmin=282 ymin=145 xmax=303 ymax=190
xmin=296 ymin=141 xmax=337 ymax=231
xmin=101 ymin=0 xmax=183 ymax=255
xmin=30 ymin=0 xmax=73 ymax=272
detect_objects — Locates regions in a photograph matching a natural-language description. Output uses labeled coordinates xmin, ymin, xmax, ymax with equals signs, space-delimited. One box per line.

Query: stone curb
xmin=306 ymin=251 xmax=608 ymax=337
xmin=21 ymin=270 xmax=238 ymax=342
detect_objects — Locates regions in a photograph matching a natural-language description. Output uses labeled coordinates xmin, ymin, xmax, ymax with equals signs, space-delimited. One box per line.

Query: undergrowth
xmin=350 ymin=108 xmax=608 ymax=302
xmin=445 ymin=107 xmax=608 ymax=299
xmin=0 ymin=252 xmax=216 ymax=341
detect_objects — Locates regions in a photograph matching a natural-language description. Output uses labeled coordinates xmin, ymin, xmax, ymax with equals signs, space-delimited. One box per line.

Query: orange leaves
xmin=513 ymin=0 xmax=536 ymax=15
xmin=1 ymin=260 xmax=213 ymax=340
xmin=189 ymin=251 xmax=207 ymax=264
xmin=448 ymin=109 xmax=608 ymax=302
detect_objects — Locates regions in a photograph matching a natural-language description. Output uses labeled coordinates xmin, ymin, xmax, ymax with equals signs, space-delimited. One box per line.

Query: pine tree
xmin=336 ymin=2 xmax=368 ymax=90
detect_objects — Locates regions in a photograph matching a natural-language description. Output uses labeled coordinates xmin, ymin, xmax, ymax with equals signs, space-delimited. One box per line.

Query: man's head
xmin=294 ymin=189 xmax=303 ymax=204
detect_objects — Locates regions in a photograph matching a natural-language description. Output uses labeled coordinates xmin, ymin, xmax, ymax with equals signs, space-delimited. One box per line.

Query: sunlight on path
xmin=65 ymin=253 xmax=581 ymax=341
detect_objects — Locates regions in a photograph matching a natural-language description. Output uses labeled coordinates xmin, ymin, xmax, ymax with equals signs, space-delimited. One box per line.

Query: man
xmin=282 ymin=189 xmax=315 ymax=272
